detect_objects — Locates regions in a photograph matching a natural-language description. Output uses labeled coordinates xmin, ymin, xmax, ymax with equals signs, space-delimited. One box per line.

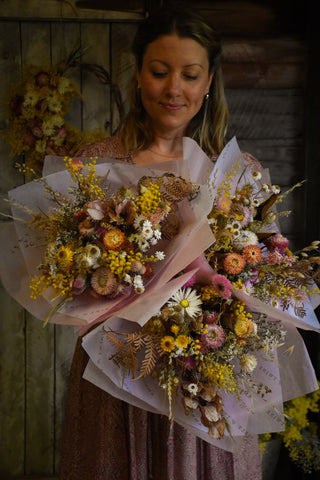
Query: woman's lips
xmin=161 ymin=103 xmax=184 ymax=111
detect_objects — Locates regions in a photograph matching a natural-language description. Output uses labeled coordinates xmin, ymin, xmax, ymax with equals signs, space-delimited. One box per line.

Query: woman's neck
xmin=133 ymin=132 xmax=184 ymax=165
xmin=148 ymin=134 xmax=184 ymax=158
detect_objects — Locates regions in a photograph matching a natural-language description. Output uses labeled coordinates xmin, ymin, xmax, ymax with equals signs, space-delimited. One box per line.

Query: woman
xmin=59 ymin=4 xmax=262 ymax=479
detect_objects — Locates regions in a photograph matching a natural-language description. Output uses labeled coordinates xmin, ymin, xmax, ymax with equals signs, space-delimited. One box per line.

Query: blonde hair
xmin=120 ymin=3 xmax=228 ymax=156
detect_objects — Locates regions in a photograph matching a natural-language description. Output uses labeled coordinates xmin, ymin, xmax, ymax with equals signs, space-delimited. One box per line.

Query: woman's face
xmin=137 ymin=34 xmax=213 ymax=137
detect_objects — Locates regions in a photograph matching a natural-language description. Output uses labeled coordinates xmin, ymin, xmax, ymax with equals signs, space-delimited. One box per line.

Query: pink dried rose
xmin=35 ymin=71 xmax=50 ymax=87
xmin=73 ymin=274 xmax=87 ymax=295
xmin=56 ymin=126 xmax=68 ymax=139
xmin=78 ymin=218 xmax=95 ymax=236
xmin=22 ymin=131 xmax=36 ymax=147
xmin=87 ymin=200 xmax=107 ymax=221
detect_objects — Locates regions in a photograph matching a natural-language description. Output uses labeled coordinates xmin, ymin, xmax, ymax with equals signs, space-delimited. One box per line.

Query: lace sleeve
xmin=242 ymin=152 xmax=263 ymax=172
xmin=75 ymin=134 xmax=133 ymax=163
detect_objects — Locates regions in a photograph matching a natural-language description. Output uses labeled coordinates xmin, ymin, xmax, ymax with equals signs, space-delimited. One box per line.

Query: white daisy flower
xmin=142 ymin=220 xmax=153 ymax=239
xmin=24 ymin=91 xmax=39 ymax=107
xmin=155 ymin=251 xmax=165 ymax=261
xmin=150 ymin=237 xmax=158 ymax=246
xmin=252 ymin=171 xmax=262 ymax=181
xmin=133 ymin=275 xmax=145 ymax=294
xmin=232 ymin=221 xmax=241 ymax=230
xmin=168 ymin=288 xmax=202 ymax=318
xmin=153 ymin=229 xmax=162 ymax=240
xmin=262 ymin=184 xmax=270 ymax=192
xmin=35 ymin=139 xmax=46 ymax=153
xmin=133 ymin=215 xmax=145 ymax=230
xmin=187 ymin=383 xmax=199 ymax=395
xmin=272 ymin=185 xmax=281 ymax=194
xmin=124 ymin=274 xmax=132 ymax=284
xmin=142 ymin=219 xmax=153 ymax=229
xmin=140 ymin=241 xmax=149 ymax=252
xmin=142 ymin=229 xmax=153 ymax=240
xmin=58 ymin=76 xmax=71 ymax=94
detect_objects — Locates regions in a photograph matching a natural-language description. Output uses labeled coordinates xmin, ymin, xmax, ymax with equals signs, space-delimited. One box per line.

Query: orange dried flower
xmin=103 ymin=228 xmax=126 ymax=250
xmin=223 ymin=253 xmax=246 ymax=274
xmin=242 ymin=244 xmax=262 ymax=264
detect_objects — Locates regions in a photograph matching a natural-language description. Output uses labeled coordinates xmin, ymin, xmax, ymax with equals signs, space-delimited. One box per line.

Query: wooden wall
xmin=0 ymin=1 xmax=317 ymax=478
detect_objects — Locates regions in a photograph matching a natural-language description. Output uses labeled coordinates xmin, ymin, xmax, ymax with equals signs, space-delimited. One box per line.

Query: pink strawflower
xmin=204 ymin=311 xmax=219 ymax=324
xmin=283 ymin=255 xmax=297 ymax=265
xmin=216 ymin=195 xmax=232 ymax=214
xmin=178 ymin=356 xmax=196 ymax=369
xmin=272 ymin=233 xmax=289 ymax=254
xmin=182 ymin=273 xmax=197 ymax=288
xmin=266 ymin=250 xmax=283 ymax=265
xmin=211 ymin=274 xmax=232 ymax=299
xmin=201 ymin=324 xmax=225 ymax=348
xmin=73 ymin=274 xmax=87 ymax=295
xmin=239 ymin=206 xmax=251 ymax=226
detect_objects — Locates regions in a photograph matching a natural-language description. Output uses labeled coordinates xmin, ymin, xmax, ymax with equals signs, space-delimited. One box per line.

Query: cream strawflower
xmin=168 ymin=288 xmax=202 ymax=318
xmin=240 ymin=354 xmax=258 ymax=373
xmin=233 ymin=231 xmax=258 ymax=251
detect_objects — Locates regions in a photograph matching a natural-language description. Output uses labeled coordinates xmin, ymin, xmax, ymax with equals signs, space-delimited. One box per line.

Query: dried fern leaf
xmin=134 ymin=336 xmax=161 ymax=380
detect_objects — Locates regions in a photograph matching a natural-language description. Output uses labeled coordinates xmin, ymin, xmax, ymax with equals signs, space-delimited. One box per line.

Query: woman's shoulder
xmin=75 ymin=134 xmax=133 ymax=162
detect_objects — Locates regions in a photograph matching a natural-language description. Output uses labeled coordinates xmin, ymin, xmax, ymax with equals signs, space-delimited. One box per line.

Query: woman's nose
xmin=165 ymin=73 xmax=182 ymax=96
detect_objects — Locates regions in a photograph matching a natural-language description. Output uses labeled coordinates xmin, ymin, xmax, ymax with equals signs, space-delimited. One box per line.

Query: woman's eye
xmin=152 ymin=71 xmax=167 ymax=78
xmin=184 ymin=74 xmax=198 ymax=81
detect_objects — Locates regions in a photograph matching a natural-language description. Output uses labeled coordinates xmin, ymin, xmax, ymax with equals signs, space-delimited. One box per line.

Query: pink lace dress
xmin=59 ymin=136 xmax=262 ymax=480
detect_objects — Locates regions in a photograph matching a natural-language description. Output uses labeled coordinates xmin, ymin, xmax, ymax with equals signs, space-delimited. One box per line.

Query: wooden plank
xmin=222 ymin=37 xmax=306 ymax=88
xmin=111 ymin=22 xmax=138 ymax=133
xmin=51 ymin=21 xmax=82 ymax=130
xmin=20 ymin=21 xmax=56 ymax=475
xmin=226 ymin=88 xmax=304 ymax=140
xmin=0 ymin=21 xmax=24 ymax=213
xmin=53 ymin=325 xmax=77 ymax=473
xmin=0 ymin=286 xmax=26 ymax=476
xmin=0 ymin=21 xmax=26 ymax=477
xmin=223 ymin=62 xmax=305 ymax=89
xmin=50 ymin=21 xmax=81 ymax=473
xmin=237 ymin=138 xmax=305 ymax=185
xmin=222 ymin=38 xmax=305 ymax=64
xmin=80 ymin=22 xmax=110 ymax=134
xmin=0 ymin=0 xmax=143 ymax=20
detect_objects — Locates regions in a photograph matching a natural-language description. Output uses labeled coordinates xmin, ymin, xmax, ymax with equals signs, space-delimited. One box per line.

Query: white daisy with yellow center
xmin=168 ymin=287 xmax=202 ymax=318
